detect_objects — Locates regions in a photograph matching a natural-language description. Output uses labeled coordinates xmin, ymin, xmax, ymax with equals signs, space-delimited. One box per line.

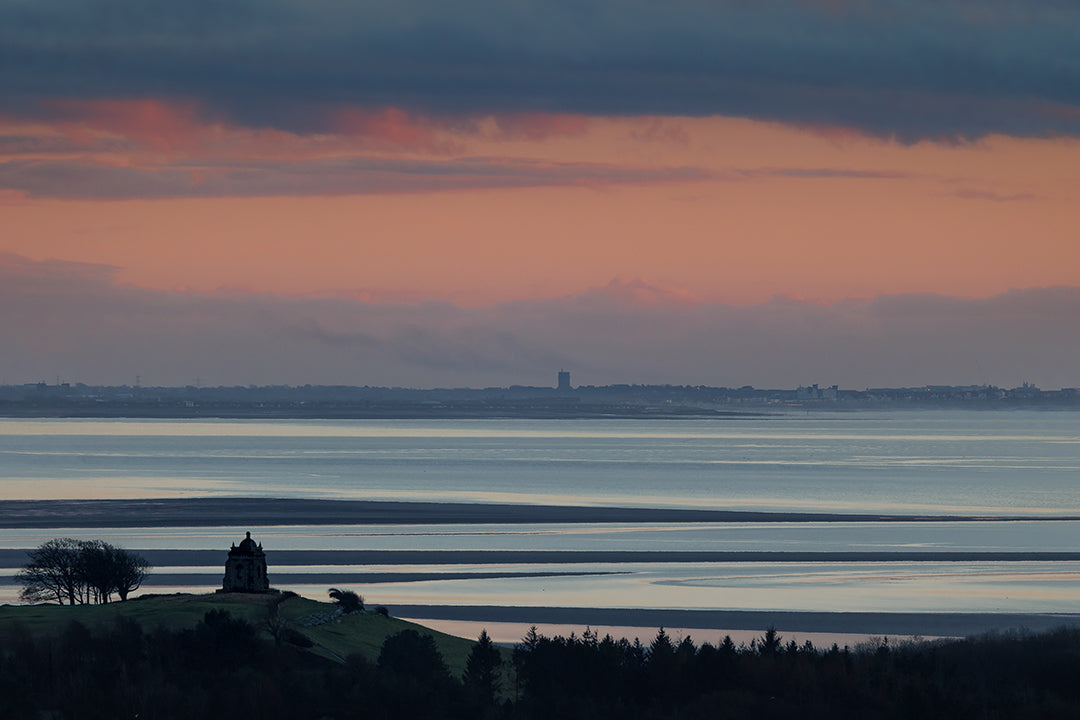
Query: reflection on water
xmin=1 ymin=412 xmax=1078 ymax=514
xmin=2 ymin=520 xmax=1078 ymax=553
xmin=1 ymin=416 xmax=1075 ymax=443
xmin=320 ymin=562 xmax=1080 ymax=615
xmin=4 ymin=555 xmax=1080 ymax=614
xmin=401 ymin=619 xmax=932 ymax=647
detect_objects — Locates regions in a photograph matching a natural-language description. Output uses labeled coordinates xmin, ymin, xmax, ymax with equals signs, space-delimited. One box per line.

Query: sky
xmin=3 ymin=0 xmax=1080 ymax=389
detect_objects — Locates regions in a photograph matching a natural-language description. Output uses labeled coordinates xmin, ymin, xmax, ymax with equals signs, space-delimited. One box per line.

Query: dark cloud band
xmin=3 ymin=0 xmax=1079 ymax=140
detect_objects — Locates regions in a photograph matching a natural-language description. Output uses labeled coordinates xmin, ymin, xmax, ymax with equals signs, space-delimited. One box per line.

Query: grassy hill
xmin=0 ymin=592 xmax=494 ymax=678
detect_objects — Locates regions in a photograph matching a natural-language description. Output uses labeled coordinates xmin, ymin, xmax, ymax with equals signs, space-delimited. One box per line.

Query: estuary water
xmin=2 ymin=411 xmax=1078 ymax=513
xmin=2 ymin=411 xmax=1079 ymax=637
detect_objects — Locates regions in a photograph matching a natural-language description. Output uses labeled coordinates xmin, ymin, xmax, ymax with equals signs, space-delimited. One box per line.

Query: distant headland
xmin=1 ymin=375 xmax=1077 ymax=419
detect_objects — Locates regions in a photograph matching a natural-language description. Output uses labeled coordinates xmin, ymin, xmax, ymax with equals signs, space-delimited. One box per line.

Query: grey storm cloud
xmin=742 ymin=168 xmax=913 ymax=180
xmin=3 ymin=0 xmax=1080 ymax=140
xmin=2 ymin=255 xmax=1078 ymax=389
xmin=950 ymin=188 xmax=1038 ymax=202
xmin=0 ymin=156 xmax=710 ymax=199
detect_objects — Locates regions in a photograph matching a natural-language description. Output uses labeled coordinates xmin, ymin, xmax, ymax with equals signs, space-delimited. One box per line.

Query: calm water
xmin=2 ymin=412 xmax=1078 ymax=513
xmin=2 ymin=412 xmax=1078 ymax=619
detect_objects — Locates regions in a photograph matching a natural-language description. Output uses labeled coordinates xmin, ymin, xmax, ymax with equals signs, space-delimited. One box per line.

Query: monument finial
xmin=246 ymin=531 xmax=251 ymax=539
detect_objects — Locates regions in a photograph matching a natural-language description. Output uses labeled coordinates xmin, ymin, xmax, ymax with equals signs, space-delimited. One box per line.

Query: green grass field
xmin=0 ymin=592 xmax=503 ymax=679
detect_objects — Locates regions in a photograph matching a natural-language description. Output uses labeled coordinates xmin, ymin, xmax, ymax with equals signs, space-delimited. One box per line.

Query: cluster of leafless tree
xmin=15 ymin=538 xmax=151 ymax=605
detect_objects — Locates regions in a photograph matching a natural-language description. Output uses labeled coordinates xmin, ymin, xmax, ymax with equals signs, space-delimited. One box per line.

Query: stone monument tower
xmin=221 ymin=531 xmax=270 ymax=593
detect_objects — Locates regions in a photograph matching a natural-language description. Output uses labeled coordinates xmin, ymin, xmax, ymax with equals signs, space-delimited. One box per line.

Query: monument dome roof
xmin=231 ymin=531 xmax=262 ymax=555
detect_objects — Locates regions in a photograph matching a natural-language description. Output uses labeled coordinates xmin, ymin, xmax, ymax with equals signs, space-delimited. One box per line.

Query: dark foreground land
xmin=2 ymin=593 xmax=1080 ymax=719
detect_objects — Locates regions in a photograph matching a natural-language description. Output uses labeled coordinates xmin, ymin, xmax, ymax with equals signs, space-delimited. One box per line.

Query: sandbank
xmin=5 ymin=549 xmax=1080 ymax=568
xmin=2 ymin=498 xmax=1075 ymax=529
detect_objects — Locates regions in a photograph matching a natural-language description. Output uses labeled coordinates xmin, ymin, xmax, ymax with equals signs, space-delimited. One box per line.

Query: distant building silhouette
xmin=557 ymin=370 xmax=571 ymax=392
xmin=796 ymin=383 xmax=838 ymax=402
xmin=220 ymin=531 xmax=270 ymax=593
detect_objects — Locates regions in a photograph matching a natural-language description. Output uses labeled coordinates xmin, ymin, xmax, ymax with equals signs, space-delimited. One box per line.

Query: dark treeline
xmin=2 ymin=614 xmax=1080 ymax=719
xmin=0 ymin=611 xmax=503 ymax=720
xmin=511 ymin=625 xmax=1080 ymax=719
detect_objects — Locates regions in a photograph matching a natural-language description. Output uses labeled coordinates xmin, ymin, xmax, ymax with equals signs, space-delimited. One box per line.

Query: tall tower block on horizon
xmin=557 ymin=370 xmax=571 ymax=392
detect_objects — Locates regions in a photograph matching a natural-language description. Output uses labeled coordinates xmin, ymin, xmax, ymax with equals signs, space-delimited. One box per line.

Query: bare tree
xmin=79 ymin=540 xmax=116 ymax=603
xmin=16 ymin=538 xmax=151 ymax=605
xmin=111 ymin=546 xmax=151 ymax=601
xmin=265 ymin=601 xmax=289 ymax=646
xmin=16 ymin=538 xmax=83 ymax=605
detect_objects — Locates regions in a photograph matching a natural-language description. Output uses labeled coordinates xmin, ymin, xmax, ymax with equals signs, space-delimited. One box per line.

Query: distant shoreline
xmin=2 ymin=497 xmax=1077 ymax=529
xmin=2 ymin=405 xmax=1078 ymax=419
xmin=3 ymin=380 xmax=1078 ymax=416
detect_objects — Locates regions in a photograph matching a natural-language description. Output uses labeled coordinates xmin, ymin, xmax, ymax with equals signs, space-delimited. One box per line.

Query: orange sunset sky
xmin=2 ymin=1 xmax=1079 ymax=387
xmin=4 ymin=110 xmax=1079 ymax=305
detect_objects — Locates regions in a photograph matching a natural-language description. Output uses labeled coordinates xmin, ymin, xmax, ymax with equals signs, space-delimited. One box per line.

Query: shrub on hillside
xmin=327 ymin=588 xmax=364 ymax=613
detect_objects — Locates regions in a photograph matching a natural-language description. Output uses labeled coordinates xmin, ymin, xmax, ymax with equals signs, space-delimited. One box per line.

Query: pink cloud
xmin=951 ymin=189 xmax=1037 ymax=202
xmin=331 ymin=107 xmax=457 ymax=152
xmin=629 ymin=119 xmax=690 ymax=145
xmin=20 ymin=99 xmax=312 ymax=164
xmin=487 ymin=113 xmax=589 ymax=141
xmin=44 ymin=98 xmax=211 ymax=152
xmin=0 ymin=189 xmax=29 ymax=204
xmin=329 ymin=108 xmax=591 ymax=150
xmin=574 ymin=278 xmax=698 ymax=307
xmin=0 ymin=252 xmax=119 ymax=289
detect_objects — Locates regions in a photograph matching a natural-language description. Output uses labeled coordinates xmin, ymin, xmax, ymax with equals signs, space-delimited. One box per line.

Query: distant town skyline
xmin=3 ymin=2 xmax=1078 ymax=388
xmin=3 ymin=254 xmax=1078 ymax=390
xmin=4 ymin=378 xmax=1077 ymax=420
